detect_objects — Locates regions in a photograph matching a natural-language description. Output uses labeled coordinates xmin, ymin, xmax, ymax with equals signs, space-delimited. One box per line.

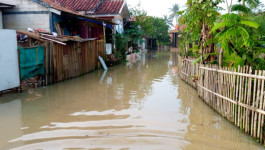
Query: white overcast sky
xmin=126 ymin=0 xmax=265 ymax=18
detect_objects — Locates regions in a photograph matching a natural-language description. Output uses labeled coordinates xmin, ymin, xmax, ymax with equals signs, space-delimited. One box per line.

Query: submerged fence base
xmin=178 ymin=55 xmax=265 ymax=145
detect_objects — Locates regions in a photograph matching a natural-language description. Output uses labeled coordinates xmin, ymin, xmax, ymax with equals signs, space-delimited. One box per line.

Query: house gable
xmin=1 ymin=0 xmax=50 ymax=31
xmin=91 ymin=0 xmax=124 ymax=16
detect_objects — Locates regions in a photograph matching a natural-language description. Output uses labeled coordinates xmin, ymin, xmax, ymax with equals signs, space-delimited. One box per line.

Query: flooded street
xmin=0 ymin=52 xmax=263 ymax=150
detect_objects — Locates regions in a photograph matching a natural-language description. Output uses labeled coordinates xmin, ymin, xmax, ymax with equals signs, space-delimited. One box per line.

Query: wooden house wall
xmin=45 ymin=40 xmax=105 ymax=84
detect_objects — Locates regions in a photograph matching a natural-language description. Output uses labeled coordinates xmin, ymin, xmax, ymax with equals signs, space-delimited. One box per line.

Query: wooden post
xmin=17 ymin=49 xmax=22 ymax=93
xmin=103 ymin=22 xmax=106 ymax=60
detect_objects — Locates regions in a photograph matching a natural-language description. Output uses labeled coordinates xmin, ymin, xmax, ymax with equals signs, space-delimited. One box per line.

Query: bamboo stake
xmin=254 ymin=71 xmax=262 ymax=138
xmin=228 ymin=67 xmax=232 ymax=116
xmin=231 ymin=68 xmax=236 ymax=124
xmin=251 ymin=70 xmax=258 ymax=136
xmin=238 ymin=66 xmax=242 ymax=127
xmin=257 ymin=71 xmax=264 ymax=138
xmin=241 ymin=66 xmax=246 ymax=129
xmin=246 ymin=67 xmax=252 ymax=133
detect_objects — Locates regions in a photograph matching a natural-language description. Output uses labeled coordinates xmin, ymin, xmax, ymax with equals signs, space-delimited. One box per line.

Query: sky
xmin=127 ymin=0 xmax=186 ymax=18
xmin=126 ymin=0 xmax=265 ymax=18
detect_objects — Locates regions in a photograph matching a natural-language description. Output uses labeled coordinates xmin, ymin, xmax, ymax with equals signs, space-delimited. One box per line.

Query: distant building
xmin=169 ymin=24 xmax=185 ymax=48
xmin=169 ymin=25 xmax=179 ymax=48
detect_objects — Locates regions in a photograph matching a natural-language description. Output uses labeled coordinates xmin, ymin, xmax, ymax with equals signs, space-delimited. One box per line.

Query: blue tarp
xmin=77 ymin=17 xmax=113 ymax=29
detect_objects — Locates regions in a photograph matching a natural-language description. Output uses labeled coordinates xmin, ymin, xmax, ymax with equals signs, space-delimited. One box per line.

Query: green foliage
xmin=223 ymin=51 xmax=245 ymax=67
xmin=238 ymin=0 xmax=261 ymax=8
xmin=163 ymin=15 xmax=173 ymax=27
xmin=192 ymin=53 xmax=219 ymax=65
xmin=178 ymin=0 xmax=223 ymax=61
xmin=231 ymin=4 xmax=252 ymax=14
xmin=212 ymin=12 xmax=265 ymax=69
xmin=124 ymin=26 xmax=143 ymax=47
xmin=240 ymin=20 xmax=260 ymax=29
xmin=251 ymin=13 xmax=265 ymax=36
xmin=178 ymin=0 xmax=265 ymax=70
xmin=114 ymin=33 xmax=129 ymax=61
xmin=129 ymin=3 xmax=171 ymax=47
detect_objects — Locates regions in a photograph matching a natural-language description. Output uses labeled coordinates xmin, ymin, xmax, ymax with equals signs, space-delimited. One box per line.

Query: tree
xmin=163 ymin=15 xmax=173 ymax=27
xmin=231 ymin=0 xmax=261 ymax=14
xmin=211 ymin=13 xmax=260 ymax=67
xmin=169 ymin=4 xmax=180 ymax=24
xmin=129 ymin=4 xmax=170 ymax=49
xmin=178 ymin=0 xmax=222 ymax=62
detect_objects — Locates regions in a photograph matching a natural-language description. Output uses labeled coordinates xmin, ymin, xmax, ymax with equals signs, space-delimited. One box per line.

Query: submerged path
xmin=0 ymin=52 xmax=263 ymax=150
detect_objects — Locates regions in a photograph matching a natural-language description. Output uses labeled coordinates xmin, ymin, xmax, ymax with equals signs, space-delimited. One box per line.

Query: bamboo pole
xmin=246 ymin=67 xmax=252 ymax=133
xmin=254 ymin=71 xmax=262 ymax=138
xmin=257 ymin=71 xmax=264 ymax=138
xmin=251 ymin=70 xmax=258 ymax=137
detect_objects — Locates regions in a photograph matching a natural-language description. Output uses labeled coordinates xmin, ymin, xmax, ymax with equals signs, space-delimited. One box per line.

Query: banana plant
xmin=211 ymin=13 xmax=262 ymax=68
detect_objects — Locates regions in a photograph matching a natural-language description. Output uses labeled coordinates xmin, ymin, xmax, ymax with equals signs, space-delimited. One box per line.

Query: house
xmin=1 ymin=0 xmax=129 ymax=54
xmin=1 ymin=0 xmax=115 ymax=35
xmin=169 ymin=25 xmax=179 ymax=48
xmin=48 ymin=0 xmax=130 ymax=52
xmin=0 ymin=3 xmax=14 ymax=29
xmin=170 ymin=23 xmax=187 ymax=46
xmin=48 ymin=0 xmax=130 ymax=32
xmin=0 ymin=0 xmax=123 ymax=87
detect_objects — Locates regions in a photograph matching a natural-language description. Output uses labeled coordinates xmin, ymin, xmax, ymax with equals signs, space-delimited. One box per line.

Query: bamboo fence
xmin=179 ymin=57 xmax=199 ymax=88
xmin=179 ymin=56 xmax=265 ymax=144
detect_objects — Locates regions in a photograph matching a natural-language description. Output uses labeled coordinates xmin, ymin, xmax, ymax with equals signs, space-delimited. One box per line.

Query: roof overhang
xmin=0 ymin=2 xmax=15 ymax=9
xmin=33 ymin=0 xmax=117 ymax=25
xmin=169 ymin=30 xmax=178 ymax=34
xmin=90 ymin=14 xmax=120 ymax=17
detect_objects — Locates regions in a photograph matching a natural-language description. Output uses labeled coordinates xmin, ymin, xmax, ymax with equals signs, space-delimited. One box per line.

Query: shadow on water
xmin=0 ymin=51 xmax=264 ymax=150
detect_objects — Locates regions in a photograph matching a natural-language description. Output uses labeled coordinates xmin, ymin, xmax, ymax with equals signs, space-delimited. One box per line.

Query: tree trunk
xmin=218 ymin=47 xmax=223 ymax=68
xmin=151 ymin=38 xmax=153 ymax=50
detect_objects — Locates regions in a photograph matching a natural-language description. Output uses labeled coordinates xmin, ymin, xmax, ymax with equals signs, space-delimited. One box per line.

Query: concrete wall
xmin=0 ymin=30 xmax=20 ymax=92
xmin=0 ymin=11 xmax=2 ymax=29
xmin=1 ymin=0 xmax=50 ymax=31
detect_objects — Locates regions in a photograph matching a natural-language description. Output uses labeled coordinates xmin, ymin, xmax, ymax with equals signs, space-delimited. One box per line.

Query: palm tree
xmin=163 ymin=15 xmax=173 ymax=27
xmin=231 ymin=0 xmax=261 ymax=14
xmin=169 ymin=4 xmax=180 ymax=24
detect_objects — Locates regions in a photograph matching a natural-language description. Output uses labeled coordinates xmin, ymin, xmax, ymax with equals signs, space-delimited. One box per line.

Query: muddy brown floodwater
xmin=0 ymin=52 xmax=264 ymax=150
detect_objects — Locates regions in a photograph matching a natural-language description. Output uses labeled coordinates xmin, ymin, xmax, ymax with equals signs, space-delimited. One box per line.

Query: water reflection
xmin=0 ymin=52 xmax=263 ymax=150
